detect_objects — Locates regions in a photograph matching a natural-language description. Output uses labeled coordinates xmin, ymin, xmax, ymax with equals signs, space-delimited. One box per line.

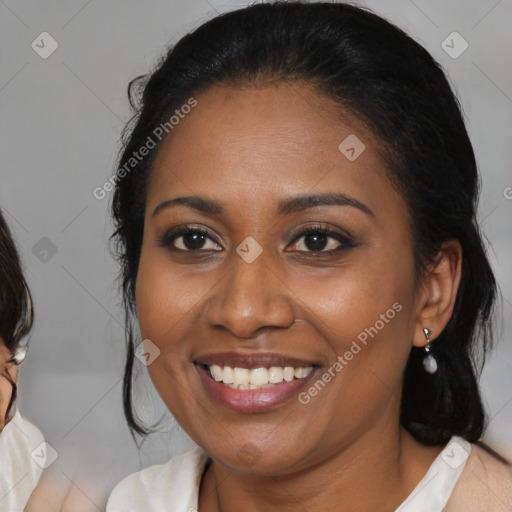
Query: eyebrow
xmin=152 ymin=192 xmax=374 ymax=218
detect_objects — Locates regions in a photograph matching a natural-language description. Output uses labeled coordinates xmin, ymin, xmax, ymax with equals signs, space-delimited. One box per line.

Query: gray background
xmin=1 ymin=0 xmax=511 ymax=508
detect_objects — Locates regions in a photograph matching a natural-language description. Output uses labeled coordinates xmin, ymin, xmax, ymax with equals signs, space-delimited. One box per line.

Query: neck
xmin=199 ymin=422 xmax=444 ymax=512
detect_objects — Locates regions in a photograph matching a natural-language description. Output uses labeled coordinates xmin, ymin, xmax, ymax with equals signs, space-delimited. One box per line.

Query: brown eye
xmin=295 ymin=231 xmax=337 ymax=252
xmin=157 ymin=226 xmax=222 ymax=252
xmin=178 ymin=231 xmax=209 ymax=251
xmin=288 ymin=226 xmax=355 ymax=254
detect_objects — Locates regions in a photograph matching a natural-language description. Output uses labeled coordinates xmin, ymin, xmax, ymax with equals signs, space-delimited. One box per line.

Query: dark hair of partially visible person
xmin=0 ymin=207 xmax=34 ymax=423
xmin=109 ymin=1 xmax=498 ymax=445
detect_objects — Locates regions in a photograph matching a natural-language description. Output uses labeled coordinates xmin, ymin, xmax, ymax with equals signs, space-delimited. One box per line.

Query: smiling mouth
xmin=198 ymin=363 xmax=315 ymax=390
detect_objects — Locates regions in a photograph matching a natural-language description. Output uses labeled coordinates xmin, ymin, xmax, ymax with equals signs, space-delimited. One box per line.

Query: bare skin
xmin=135 ymin=82 xmax=462 ymax=511
xmin=0 ymin=339 xmax=18 ymax=431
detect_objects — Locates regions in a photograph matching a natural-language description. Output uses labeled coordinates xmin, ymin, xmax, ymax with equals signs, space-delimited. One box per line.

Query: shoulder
xmin=445 ymin=441 xmax=512 ymax=511
xmin=106 ymin=445 xmax=209 ymax=512
xmin=0 ymin=409 xmax=46 ymax=512
xmin=9 ymin=409 xmax=45 ymax=445
xmin=0 ymin=408 xmax=46 ymax=465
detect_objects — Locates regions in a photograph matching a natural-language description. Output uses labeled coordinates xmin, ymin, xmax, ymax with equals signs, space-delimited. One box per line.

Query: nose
xmin=205 ymin=250 xmax=296 ymax=339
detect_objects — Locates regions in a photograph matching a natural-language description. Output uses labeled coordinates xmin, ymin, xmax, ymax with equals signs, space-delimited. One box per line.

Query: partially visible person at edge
xmin=105 ymin=2 xmax=512 ymax=511
xmin=0 ymin=207 xmax=46 ymax=512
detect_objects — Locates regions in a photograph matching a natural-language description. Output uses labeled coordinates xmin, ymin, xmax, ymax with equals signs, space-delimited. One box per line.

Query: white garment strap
xmin=395 ymin=436 xmax=471 ymax=512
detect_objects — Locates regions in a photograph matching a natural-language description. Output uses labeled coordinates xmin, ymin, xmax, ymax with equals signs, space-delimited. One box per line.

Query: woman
xmin=0 ymin=208 xmax=46 ymax=512
xmin=106 ymin=2 xmax=512 ymax=510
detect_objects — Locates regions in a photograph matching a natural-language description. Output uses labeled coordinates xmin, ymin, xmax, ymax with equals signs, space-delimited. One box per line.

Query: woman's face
xmin=136 ymin=82 xmax=422 ymax=474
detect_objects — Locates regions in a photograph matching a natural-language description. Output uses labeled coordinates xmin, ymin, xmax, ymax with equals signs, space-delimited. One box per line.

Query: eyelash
xmin=289 ymin=225 xmax=356 ymax=253
xmin=157 ymin=223 xmax=355 ymax=255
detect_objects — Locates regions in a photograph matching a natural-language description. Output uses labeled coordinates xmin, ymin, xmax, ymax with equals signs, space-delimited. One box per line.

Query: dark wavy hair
xmin=110 ymin=1 xmax=497 ymax=445
xmin=0 ymin=208 xmax=34 ymax=423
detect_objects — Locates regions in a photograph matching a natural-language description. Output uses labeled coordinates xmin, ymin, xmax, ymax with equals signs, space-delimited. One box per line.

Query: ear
xmin=412 ymin=239 xmax=462 ymax=347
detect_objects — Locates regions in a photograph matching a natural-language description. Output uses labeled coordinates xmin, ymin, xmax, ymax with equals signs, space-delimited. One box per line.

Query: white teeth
xmin=283 ymin=367 xmax=295 ymax=382
xmin=207 ymin=364 xmax=314 ymax=388
xmin=233 ymin=367 xmax=249 ymax=386
xmin=294 ymin=367 xmax=313 ymax=378
xmin=268 ymin=367 xmax=284 ymax=384
xmin=211 ymin=364 xmax=223 ymax=382
xmin=249 ymin=367 xmax=269 ymax=385
xmin=223 ymin=366 xmax=234 ymax=384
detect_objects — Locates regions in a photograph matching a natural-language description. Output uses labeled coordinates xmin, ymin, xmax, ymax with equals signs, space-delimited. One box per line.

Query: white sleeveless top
xmin=0 ymin=408 xmax=46 ymax=512
xmin=106 ymin=436 xmax=472 ymax=512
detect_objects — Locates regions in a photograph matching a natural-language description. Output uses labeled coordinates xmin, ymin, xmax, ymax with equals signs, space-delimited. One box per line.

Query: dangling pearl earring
xmin=422 ymin=328 xmax=437 ymax=374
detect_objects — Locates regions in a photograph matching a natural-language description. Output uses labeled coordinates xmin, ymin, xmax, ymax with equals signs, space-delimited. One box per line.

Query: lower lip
xmin=196 ymin=364 xmax=317 ymax=413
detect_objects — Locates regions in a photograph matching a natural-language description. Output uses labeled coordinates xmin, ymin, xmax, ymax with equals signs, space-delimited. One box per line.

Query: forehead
xmin=146 ymin=82 xmax=403 ymax=219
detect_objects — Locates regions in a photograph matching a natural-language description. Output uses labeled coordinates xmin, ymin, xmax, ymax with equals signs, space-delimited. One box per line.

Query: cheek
xmin=302 ymin=245 xmax=414 ymax=342
xmin=134 ymin=249 xmax=199 ymax=417
xmin=0 ymin=374 xmax=12 ymax=427
xmin=135 ymin=248 xmax=205 ymax=344
xmin=296 ymin=243 xmax=416 ymax=406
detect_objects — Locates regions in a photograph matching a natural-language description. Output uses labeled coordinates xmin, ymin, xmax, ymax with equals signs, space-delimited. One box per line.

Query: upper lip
xmin=194 ymin=352 xmax=320 ymax=369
